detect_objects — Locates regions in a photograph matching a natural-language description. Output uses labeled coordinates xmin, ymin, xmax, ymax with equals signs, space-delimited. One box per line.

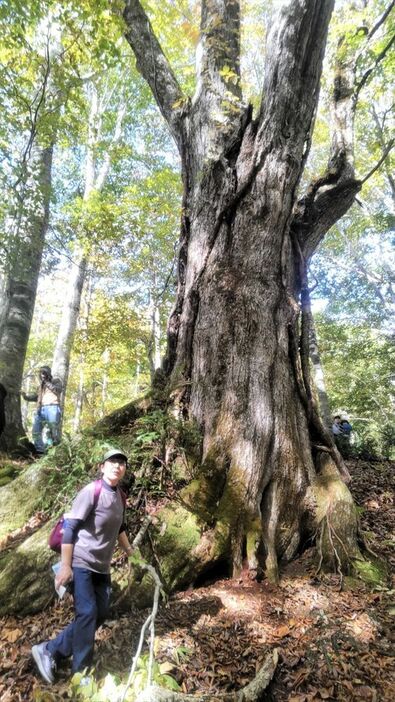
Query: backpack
xmin=48 ymin=479 xmax=127 ymax=552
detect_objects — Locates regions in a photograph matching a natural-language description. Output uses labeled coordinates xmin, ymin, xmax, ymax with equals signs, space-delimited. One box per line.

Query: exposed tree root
xmin=91 ymin=394 xmax=152 ymax=435
xmin=135 ymin=650 xmax=278 ymax=702
xmin=315 ymin=514 xmax=346 ymax=590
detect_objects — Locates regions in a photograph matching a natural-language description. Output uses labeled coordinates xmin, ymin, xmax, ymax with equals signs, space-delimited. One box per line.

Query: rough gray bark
xmin=0 ymin=143 xmax=54 ymax=453
xmin=125 ymin=0 xmax=342 ymax=578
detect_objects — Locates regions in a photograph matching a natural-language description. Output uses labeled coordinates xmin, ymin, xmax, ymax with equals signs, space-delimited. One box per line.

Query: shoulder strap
xmin=93 ymin=479 xmax=103 ymax=506
xmin=92 ymin=480 xmax=126 ymax=509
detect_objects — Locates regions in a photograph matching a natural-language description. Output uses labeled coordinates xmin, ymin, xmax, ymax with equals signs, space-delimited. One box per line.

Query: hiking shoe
xmin=32 ymin=642 xmax=57 ymax=684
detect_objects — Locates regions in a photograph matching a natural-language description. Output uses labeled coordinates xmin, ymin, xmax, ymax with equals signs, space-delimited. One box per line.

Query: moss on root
xmin=307 ymin=455 xmax=390 ymax=588
xmin=0 ymin=462 xmax=48 ymax=538
xmin=352 ymin=556 xmax=390 ymax=587
xmin=149 ymin=504 xmax=203 ymax=590
xmin=0 ymin=524 xmax=56 ymax=615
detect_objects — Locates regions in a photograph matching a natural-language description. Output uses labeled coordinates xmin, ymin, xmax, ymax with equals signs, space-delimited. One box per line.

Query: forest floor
xmin=0 ymin=459 xmax=394 ymax=701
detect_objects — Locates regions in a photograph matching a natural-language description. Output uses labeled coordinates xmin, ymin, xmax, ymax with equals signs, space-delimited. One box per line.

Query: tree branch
xmin=371 ymin=106 xmax=395 ymax=202
xmin=122 ymin=0 xmax=185 ymax=149
xmin=367 ymin=0 xmax=395 ymax=41
xmin=194 ymin=0 xmax=242 ymax=114
xmin=360 ymin=138 xmax=394 ymax=185
xmin=295 ymin=3 xmax=394 ymax=259
xmin=134 ymin=649 xmax=278 ymax=702
xmin=354 ymin=32 xmax=395 ymax=106
xmin=292 ymin=177 xmax=361 ymax=261
xmin=258 ymin=0 xmax=334 ymax=149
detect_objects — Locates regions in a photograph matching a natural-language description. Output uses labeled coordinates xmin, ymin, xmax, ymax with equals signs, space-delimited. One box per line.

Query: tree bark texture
xmin=121 ymin=0 xmax=371 ymax=582
xmin=0 ymin=144 xmax=53 ymax=453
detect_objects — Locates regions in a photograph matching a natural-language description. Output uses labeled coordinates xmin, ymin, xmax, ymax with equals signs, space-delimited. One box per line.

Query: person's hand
xmin=55 ymin=564 xmax=73 ymax=588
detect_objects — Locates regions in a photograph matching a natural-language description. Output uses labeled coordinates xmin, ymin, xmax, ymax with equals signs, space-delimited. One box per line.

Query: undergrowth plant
xmin=68 ymin=651 xmax=181 ymax=701
xmin=124 ymin=410 xmax=202 ymax=494
xmin=33 ymin=408 xmax=203 ymax=518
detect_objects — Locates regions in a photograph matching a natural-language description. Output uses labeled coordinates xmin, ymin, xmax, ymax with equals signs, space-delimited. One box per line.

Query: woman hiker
xmin=32 ymin=448 xmax=134 ymax=684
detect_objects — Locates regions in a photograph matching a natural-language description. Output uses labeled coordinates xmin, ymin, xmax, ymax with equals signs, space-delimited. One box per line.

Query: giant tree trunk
xmin=1 ymin=0 xmax=389 ymax=622
xmin=0 ymin=144 xmax=54 ymax=453
xmin=123 ymin=0 xmax=366 ymax=582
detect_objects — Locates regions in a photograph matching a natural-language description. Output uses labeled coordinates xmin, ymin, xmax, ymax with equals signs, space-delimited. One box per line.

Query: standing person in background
xmin=31 ymin=448 xmax=134 ymax=685
xmin=332 ymin=415 xmax=343 ymax=439
xmin=340 ymin=417 xmax=353 ymax=458
xmin=340 ymin=418 xmax=352 ymax=436
xmin=21 ymin=366 xmax=62 ymax=453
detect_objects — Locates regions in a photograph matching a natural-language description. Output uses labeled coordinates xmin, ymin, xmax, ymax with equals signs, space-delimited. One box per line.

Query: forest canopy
xmin=0 ymin=0 xmax=392 ymax=452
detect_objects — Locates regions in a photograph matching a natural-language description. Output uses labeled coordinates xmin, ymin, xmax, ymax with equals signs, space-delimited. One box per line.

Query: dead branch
xmin=120 ymin=562 xmax=163 ymax=702
xmin=134 ymin=649 xmax=278 ymax=702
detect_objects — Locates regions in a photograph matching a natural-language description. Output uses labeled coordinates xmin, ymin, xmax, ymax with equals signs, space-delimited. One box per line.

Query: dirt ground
xmin=0 ymin=459 xmax=393 ymax=701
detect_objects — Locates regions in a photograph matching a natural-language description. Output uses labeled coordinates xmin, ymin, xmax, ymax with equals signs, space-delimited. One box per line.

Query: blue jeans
xmin=32 ymin=405 xmax=61 ymax=452
xmin=47 ymin=568 xmax=111 ymax=673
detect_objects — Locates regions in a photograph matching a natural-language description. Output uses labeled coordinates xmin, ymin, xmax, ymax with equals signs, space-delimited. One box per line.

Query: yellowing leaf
xmin=3 ymin=628 xmax=23 ymax=642
xmin=159 ymin=661 xmax=175 ymax=674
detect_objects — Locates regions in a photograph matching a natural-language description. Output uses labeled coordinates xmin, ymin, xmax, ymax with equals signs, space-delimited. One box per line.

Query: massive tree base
xmin=0 ymin=411 xmax=389 ymax=617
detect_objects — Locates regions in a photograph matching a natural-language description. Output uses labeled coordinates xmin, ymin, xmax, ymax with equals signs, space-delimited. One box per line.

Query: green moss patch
xmin=352 ymin=556 xmax=390 ymax=588
xmin=150 ymin=505 xmax=202 ymax=589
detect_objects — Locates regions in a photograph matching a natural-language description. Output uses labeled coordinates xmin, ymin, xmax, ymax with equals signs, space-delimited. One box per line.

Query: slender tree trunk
xmin=72 ymin=364 xmax=84 ymax=433
xmin=134 ymin=357 xmax=141 ymax=397
xmin=101 ymin=348 xmax=110 ymax=416
xmin=309 ymin=313 xmax=332 ymax=430
xmin=52 ymin=84 xmax=126 ymax=424
xmin=0 ymin=143 xmax=54 ymax=453
xmin=52 ymin=254 xmax=87 ymax=423
xmin=148 ymin=275 xmax=162 ymax=379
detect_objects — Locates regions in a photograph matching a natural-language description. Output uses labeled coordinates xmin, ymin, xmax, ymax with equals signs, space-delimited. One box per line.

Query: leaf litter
xmin=0 ymin=458 xmax=393 ymax=701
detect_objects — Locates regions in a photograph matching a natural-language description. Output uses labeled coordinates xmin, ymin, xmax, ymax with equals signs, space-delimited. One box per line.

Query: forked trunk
xmin=122 ymin=0 xmax=365 ymax=581
xmin=104 ymin=0 xmax=395 ymax=595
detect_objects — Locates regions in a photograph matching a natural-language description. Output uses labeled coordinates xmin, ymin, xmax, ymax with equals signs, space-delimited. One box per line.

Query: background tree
xmin=0 ymin=7 xmax=66 ymax=452
xmin=22 ymin=118 xmax=180 ymax=434
xmin=51 ymin=70 xmax=128 ymax=426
